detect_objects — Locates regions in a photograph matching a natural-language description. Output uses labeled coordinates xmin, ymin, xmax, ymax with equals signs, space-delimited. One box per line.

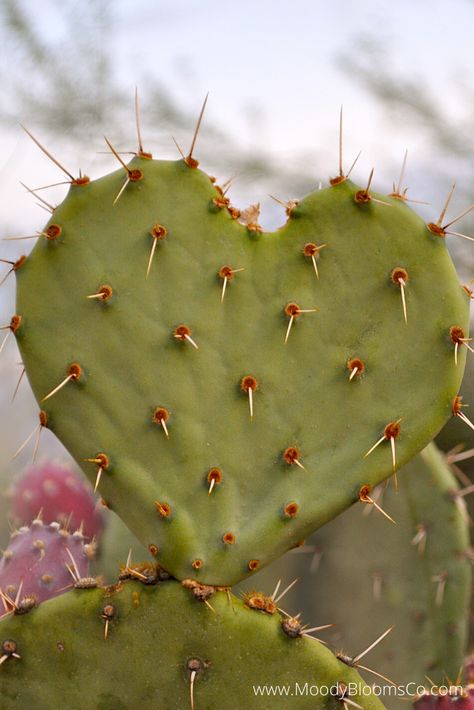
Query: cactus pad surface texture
xmin=11 ymin=140 xmax=469 ymax=585
xmin=0 ymin=576 xmax=386 ymax=710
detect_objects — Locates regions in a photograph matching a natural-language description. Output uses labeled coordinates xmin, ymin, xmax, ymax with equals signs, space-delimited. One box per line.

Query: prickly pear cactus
xmin=295 ymin=443 xmax=471 ymax=688
xmin=0 ymin=577 xmax=385 ymax=709
xmin=10 ymin=461 xmax=103 ymax=540
xmin=414 ymin=687 xmax=474 ymax=710
xmin=10 ymin=144 xmax=469 ymax=584
xmin=0 ymin=519 xmax=94 ymax=606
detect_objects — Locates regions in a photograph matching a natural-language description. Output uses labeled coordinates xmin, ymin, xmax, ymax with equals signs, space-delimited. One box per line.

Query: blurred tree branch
xmin=0 ymin=0 xmax=317 ymax=201
xmin=337 ymin=34 xmax=474 ymax=279
xmin=337 ymin=35 xmax=474 ymax=167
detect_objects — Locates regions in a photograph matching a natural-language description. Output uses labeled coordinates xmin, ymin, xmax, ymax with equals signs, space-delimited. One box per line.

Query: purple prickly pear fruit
xmin=10 ymin=462 xmax=103 ymax=540
xmin=414 ymin=688 xmax=474 ymax=710
xmin=0 ymin=519 xmax=95 ymax=611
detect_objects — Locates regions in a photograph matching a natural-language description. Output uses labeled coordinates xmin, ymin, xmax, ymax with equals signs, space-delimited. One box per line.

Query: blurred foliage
xmin=337 ymin=33 xmax=474 ymax=280
xmin=0 ymin=0 xmax=318 ymax=199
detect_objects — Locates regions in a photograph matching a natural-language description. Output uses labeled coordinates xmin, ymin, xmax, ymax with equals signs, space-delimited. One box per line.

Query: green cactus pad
xmin=13 ymin=154 xmax=469 ymax=584
xmin=0 ymin=578 xmax=385 ymax=710
xmin=299 ymin=443 xmax=472 ymax=688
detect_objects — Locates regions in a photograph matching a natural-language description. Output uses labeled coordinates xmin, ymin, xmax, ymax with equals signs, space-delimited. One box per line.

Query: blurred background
xmin=0 ymin=0 xmax=473 ymax=698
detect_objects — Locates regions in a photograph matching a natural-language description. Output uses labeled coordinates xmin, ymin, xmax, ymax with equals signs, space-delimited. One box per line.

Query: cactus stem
xmin=41 ymin=363 xmax=82 ymax=402
xmin=21 ymin=125 xmax=77 ymax=182
xmin=174 ymin=325 xmax=199 ymax=350
xmin=359 ymin=485 xmax=396 ymax=524
xmin=432 ymin=571 xmax=448 ymax=606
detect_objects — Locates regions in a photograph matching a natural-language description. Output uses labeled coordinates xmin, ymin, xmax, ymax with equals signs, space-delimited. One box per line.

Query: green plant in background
xmin=0 ymin=100 xmax=473 ymax=708
xmin=280 ymin=443 xmax=471 ymax=689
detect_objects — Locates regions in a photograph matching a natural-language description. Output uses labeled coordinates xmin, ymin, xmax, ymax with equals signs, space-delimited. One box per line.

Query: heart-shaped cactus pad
xmin=13 ymin=154 xmax=469 ymax=585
